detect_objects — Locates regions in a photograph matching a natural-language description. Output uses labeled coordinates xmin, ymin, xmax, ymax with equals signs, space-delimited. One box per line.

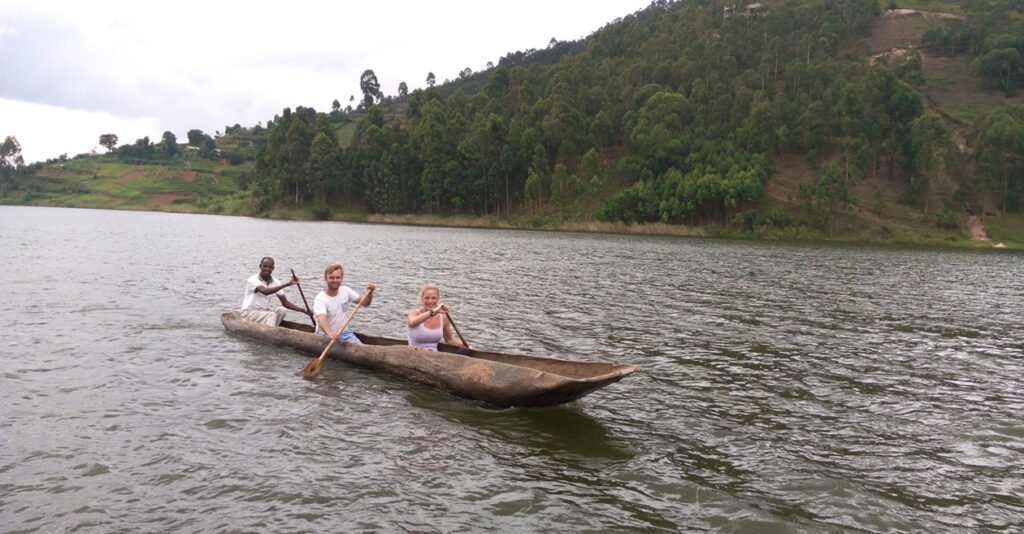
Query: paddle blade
xmin=302 ymin=358 xmax=323 ymax=379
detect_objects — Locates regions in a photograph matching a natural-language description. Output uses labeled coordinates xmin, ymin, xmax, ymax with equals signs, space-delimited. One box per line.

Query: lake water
xmin=1 ymin=205 xmax=1021 ymax=532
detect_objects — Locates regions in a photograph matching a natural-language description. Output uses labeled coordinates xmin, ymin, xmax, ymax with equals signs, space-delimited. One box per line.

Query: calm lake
xmin=1 ymin=205 xmax=1021 ymax=532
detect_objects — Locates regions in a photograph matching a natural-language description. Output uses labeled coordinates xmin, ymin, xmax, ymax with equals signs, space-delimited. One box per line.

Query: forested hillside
xmin=4 ymin=0 xmax=1024 ymax=246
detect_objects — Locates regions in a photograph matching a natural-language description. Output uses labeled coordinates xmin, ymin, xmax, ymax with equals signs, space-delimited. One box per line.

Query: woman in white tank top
xmin=407 ymin=284 xmax=463 ymax=351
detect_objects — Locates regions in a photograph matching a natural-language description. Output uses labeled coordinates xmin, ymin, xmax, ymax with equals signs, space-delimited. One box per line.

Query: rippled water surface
xmin=1 ymin=206 xmax=1022 ymax=532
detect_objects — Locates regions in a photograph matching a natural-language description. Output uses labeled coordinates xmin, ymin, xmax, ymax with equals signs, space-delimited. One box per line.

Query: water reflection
xmin=406 ymin=391 xmax=633 ymax=460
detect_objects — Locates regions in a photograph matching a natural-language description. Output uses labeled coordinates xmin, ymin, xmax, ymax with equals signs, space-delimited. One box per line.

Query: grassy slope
xmin=16 ymin=152 xmax=249 ymax=214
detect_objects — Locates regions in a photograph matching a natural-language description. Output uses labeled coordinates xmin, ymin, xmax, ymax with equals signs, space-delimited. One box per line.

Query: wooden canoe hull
xmin=221 ymin=312 xmax=636 ymax=408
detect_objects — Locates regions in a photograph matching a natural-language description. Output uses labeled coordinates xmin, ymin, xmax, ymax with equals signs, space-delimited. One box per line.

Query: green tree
xmin=813 ymin=162 xmax=851 ymax=236
xmin=281 ymin=109 xmax=314 ymax=205
xmin=524 ymin=170 xmax=542 ymax=212
xmin=161 ymin=131 xmax=178 ymax=158
xmin=1 ymin=136 xmax=25 ymax=195
xmin=590 ymin=110 xmax=614 ymax=149
xmin=628 ymin=91 xmax=693 ymax=176
xmin=187 ymin=129 xmax=206 ymax=145
xmin=975 ymin=48 xmax=1023 ymax=97
xmin=398 ymin=81 xmax=409 ymax=98
xmin=976 ymin=106 xmax=1024 ymax=214
xmin=99 ymin=134 xmax=118 ymax=152
xmin=426 ymin=72 xmax=436 ymax=87
xmin=459 ymin=115 xmax=494 ymax=214
xmin=306 ymin=131 xmax=339 ymax=206
xmin=360 ymin=69 xmax=381 ymax=108
xmin=908 ymin=112 xmax=959 ymax=214
xmin=581 ymin=147 xmax=600 ymax=188
xmin=413 ymin=99 xmax=461 ymax=213
xmin=858 ymin=66 xmax=924 ymax=179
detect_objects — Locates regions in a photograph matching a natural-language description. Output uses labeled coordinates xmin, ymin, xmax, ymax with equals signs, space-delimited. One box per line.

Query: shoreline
xmin=3 ymin=200 xmax=1017 ymax=250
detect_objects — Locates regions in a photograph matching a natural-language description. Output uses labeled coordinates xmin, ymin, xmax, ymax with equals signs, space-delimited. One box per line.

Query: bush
xmin=936 ymin=210 xmax=961 ymax=230
xmin=735 ymin=210 xmax=758 ymax=232
xmin=879 ymin=223 xmax=894 ymax=239
xmin=764 ymin=207 xmax=794 ymax=228
xmin=312 ymin=204 xmax=331 ymax=221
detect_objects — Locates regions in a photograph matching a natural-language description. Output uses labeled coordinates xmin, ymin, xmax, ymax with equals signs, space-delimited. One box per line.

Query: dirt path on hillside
xmin=967 ymin=216 xmax=1007 ymax=247
xmin=967 ymin=216 xmax=990 ymax=241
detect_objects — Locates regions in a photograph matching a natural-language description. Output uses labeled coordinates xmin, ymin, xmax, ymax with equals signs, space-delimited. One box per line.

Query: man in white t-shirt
xmin=314 ymin=263 xmax=375 ymax=344
xmin=240 ymin=257 xmax=311 ymax=326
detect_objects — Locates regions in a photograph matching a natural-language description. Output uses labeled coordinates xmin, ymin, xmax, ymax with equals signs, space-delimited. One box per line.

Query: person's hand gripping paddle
xmin=302 ymin=297 xmax=365 ymax=379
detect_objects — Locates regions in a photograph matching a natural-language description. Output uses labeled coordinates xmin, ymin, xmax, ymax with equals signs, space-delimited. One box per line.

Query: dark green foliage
xmin=116 ymin=136 xmax=155 ymax=161
xmin=599 ymin=145 xmax=771 ymax=226
xmin=161 ymin=131 xmax=178 ymax=158
xmin=312 ymin=204 xmax=331 ymax=221
xmin=795 ymin=162 xmax=851 ymax=236
xmin=1 ymin=136 xmax=25 ymax=195
xmin=935 ymin=209 xmax=961 ymax=229
xmin=99 ymin=134 xmax=118 ymax=152
xmin=764 ymin=207 xmax=794 ymax=228
xmin=976 ymin=105 xmax=1024 ymax=214
xmin=360 ymin=69 xmax=381 ymax=109
xmin=736 ymin=209 xmax=758 ymax=232
xmin=975 ymin=48 xmax=1022 ymax=96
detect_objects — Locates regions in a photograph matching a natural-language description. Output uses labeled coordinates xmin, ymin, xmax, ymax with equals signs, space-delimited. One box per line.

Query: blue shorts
xmin=319 ymin=328 xmax=362 ymax=344
xmin=339 ymin=328 xmax=362 ymax=344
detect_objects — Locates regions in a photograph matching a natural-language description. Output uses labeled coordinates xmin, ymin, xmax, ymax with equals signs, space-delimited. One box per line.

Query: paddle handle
xmin=446 ymin=312 xmax=470 ymax=349
xmin=291 ymin=268 xmax=316 ymax=328
xmin=315 ymin=336 xmax=338 ymax=363
xmin=315 ymin=299 xmax=364 ymax=363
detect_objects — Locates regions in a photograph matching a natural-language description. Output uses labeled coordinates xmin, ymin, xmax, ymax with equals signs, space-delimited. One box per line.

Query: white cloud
xmin=0 ymin=98 xmax=163 ymax=161
xmin=0 ymin=0 xmax=651 ymax=163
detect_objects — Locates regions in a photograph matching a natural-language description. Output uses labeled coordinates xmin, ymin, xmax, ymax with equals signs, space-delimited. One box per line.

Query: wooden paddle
xmin=302 ymin=297 xmax=365 ymax=379
xmin=446 ymin=312 xmax=471 ymax=350
xmin=290 ymin=268 xmax=316 ymax=328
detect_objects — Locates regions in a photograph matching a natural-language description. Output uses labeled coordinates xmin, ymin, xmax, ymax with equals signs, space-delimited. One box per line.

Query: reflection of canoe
xmin=221 ymin=311 xmax=637 ymax=408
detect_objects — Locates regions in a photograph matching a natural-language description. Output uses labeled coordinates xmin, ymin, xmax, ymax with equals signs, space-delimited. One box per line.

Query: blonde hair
xmin=418 ymin=284 xmax=439 ymax=301
xmin=324 ymin=263 xmax=344 ymax=278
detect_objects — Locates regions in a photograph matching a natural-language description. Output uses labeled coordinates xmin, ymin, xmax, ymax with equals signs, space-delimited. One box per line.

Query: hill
xmin=3 ymin=0 xmax=1023 ymax=249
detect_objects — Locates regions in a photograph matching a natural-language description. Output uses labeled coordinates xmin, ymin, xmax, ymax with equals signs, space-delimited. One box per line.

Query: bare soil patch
xmin=180 ymin=171 xmax=197 ymax=183
xmin=865 ymin=10 xmax=935 ymax=54
xmin=147 ymin=193 xmax=193 ymax=207
xmin=766 ymin=154 xmax=815 ymax=204
xmin=966 ymin=215 xmax=989 ymax=241
xmin=118 ymin=170 xmax=145 ymax=184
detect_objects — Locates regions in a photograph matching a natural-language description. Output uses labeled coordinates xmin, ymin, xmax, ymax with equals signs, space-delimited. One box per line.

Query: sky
xmin=1 ymin=0 xmax=652 ymax=164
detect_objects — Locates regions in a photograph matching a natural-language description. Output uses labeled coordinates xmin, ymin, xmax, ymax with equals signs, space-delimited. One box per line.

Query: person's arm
xmin=357 ymin=283 xmax=376 ymax=307
xmin=316 ymin=313 xmax=340 ymax=341
xmin=409 ymin=303 xmax=448 ymax=328
xmin=278 ymin=294 xmax=310 ymax=315
xmin=407 ymin=309 xmax=427 ymax=328
xmin=254 ymin=273 xmax=298 ymax=295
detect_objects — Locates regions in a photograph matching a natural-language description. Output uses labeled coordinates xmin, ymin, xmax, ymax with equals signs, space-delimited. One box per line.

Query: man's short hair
xmin=324 ymin=263 xmax=344 ymax=278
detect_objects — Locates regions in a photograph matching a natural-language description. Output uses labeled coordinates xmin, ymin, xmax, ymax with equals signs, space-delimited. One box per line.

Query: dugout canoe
xmin=221 ymin=311 xmax=636 ymax=408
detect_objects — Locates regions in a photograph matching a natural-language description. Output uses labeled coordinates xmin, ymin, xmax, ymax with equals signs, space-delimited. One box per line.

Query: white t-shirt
xmin=313 ymin=287 xmax=360 ymax=335
xmin=242 ymin=273 xmax=286 ymax=310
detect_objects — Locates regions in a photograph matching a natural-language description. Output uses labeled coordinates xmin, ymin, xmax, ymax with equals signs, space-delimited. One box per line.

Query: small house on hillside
xmin=724 ymin=2 xmax=765 ymax=18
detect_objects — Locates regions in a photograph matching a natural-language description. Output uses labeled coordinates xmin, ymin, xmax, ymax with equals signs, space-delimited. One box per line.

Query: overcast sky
xmin=1 ymin=0 xmax=652 ymax=164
